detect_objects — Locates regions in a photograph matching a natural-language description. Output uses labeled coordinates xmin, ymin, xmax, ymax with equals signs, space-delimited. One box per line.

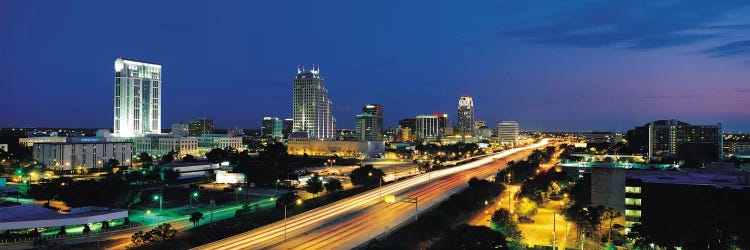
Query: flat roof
xmin=0 ymin=205 xmax=128 ymax=230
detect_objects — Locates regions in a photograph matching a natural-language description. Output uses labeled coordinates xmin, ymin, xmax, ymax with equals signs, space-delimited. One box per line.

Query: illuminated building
xmin=496 ymin=121 xmax=519 ymax=146
xmin=113 ymin=57 xmax=161 ymax=137
xmin=416 ymin=114 xmax=448 ymax=141
xmin=293 ymin=65 xmax=336 ymax=140
xmin=261 ymin=117 xmax=283 ymax=139
xmin=646 ymin=119 xmax=722 ymax=160
xmin=133 ymin=136 xmax=198 ymax=158
xmin=457 ymin=95 xmax=475 ymax=140
xmin=33 ymin=141 xmax=132 ymax=170
xmin=171 ymin=123 xmax=189 ymax=137
xmin=189 ymin=118 xmax=214 ymax=136
xmin=19 ymin=136 xmax=67 ymax=147
xmin=287 ymin=132 xmax=384 ymax=158
xmin=355 ymin=104 xmax=383 ymax=141
xmin=197 ymin=134 xmax=242 ymax=153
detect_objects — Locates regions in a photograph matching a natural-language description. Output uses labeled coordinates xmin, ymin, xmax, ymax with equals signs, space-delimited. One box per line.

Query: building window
xmin=625 ymin=186 xmax=641 ymax=194
xmin=625 ymin=198 xmax=642 ymax=206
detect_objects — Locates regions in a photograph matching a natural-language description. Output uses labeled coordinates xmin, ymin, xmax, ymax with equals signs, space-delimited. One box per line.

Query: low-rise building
xmin=589 ymin=164 xmax=750 ymax=247
xmin=19 ymin=136 xmax=67 ymax=147
xmin=198 ymin=134 xmax=243 ymax=153
xmin=287 ymin=132 xmax=385 ymax=158
xmin=33 ymin=141 xmax=132 ymax=170
xmin=132 ymin=136 xmax=198 ymax=158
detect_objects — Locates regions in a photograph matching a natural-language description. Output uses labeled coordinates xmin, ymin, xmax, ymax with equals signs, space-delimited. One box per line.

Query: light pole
xmin=553 ymin=212 xmax=557 ymax=250
xmin=189 ymin=191 xmax=198 ymax=208
xmin=236 ymin=187 xmax=242 ymax=203
xmin=271 ymin=197 xmax=302 ymax=242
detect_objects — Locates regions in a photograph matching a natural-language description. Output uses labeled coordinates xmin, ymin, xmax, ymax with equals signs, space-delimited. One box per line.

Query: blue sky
xmin=2 ymin=1 xmax=750 ymax=132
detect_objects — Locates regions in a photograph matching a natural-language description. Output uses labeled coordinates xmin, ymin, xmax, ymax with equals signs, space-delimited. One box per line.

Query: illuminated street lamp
xmin=277 ymin=197 xmax=303 ymax=242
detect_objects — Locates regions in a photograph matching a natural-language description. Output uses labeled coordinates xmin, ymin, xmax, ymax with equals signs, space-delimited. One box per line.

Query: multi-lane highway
xmin=194 ymin=139 xmax=549 ymax=249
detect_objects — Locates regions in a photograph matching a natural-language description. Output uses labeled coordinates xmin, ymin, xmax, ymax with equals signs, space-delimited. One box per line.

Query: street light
xmin=189 ymin=191 xmax=198 ymax=208
xmin=275 ymin=197 xmax=303 ymax=242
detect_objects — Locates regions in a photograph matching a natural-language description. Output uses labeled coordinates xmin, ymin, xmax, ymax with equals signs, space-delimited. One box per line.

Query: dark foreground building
xmin=590 ymin=165 xmax=750 ymax=248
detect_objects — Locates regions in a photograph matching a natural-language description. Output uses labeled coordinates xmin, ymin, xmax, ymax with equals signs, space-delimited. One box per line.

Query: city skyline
xmin=3 ymin=1 xmax=750 ymax=132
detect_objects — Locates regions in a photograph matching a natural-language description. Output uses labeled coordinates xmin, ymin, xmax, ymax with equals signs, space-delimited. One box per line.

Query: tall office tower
xmin=436 ymin=113 xmax=449 ymax=136
xmin=355 ymin=104 xmax=383 ymax=141
xmin=188 ymin=118 xmax=214 ymax=136
xmin=292 ymin=65 xmax=336 ymax=140
xmin=261 ymin=117 xmax=283 ymax=139
xmin=282 ymin=118 xmax=294 ymax=138
xmin=355 ymin=104 xmax=384 ymax=141
xmin=416 ymin=114 xmax=447 ymax=141
xmin=171 ymin=123 xmax=189 ymax=137
xmin=457 ymin=95 xmax=475 ymax=140
xmin=113 ymin=57 xmax=162 ymax=137
xmin=497 ymin=121 xmax=519 ymax=146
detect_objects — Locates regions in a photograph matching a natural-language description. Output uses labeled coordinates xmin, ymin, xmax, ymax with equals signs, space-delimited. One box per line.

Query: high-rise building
xmin=171 ymin=123 xmax=189 ymax=137
xmin=457 ymin=96 xmax=475 ymax=139
xmin=355 ymin=104 xmax=383 ymax=141
xmin=188 ymin=118 xmax=214 ymax=136
xmin=292 ymin=65 xmax=336 ymax=140
xmin=646 ymin=119 xmax=722 ymax=161
xmin=398 ymin=118 xmax=416 ymax=131
xmin=282 ymin=118 xmax=294 ymax=139
xmin=497 ymin=121 xmax=519 ymax=146
xmin=416 ymin=114 xmax=447 ymax=141
xmin=113 ymin=57 xmax=162 ymax=137
xmin=261 ymin=117 xmax=283 ymax=139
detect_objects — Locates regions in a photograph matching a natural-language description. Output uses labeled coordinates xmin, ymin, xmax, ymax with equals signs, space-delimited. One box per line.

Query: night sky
xmin=2 ymin=1 xmax=750 ymax=132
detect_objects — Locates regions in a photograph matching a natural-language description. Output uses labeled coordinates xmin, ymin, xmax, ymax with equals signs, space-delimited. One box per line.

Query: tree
xmin=325 ymin=178 xmax=343 ymax=194
xmin=162 ymin=168 xmax=180 ymax=181
xmin=516 ymin=198 xmax=537 ymax=218
xmin=305 ymin=176 xmax=324 ymax=199
xmin=129 ymin=223 xmax=178 ymax=249
xmin=602 ymin=207 xmax=622 ymax=242
xmin=137 ymin=152 xmax=153 ymax=165
xmin=182 ymin=154 xmax=197 ymax=162
xmin=83 ymin=224 xmax=91 ymax=234
xmin=57 ymin=225 xmax=66 ymax=235
xmin=626 ymin=223 xmax=653 ymax=249
xmin=491 ymin=208 xmax=523 ymax=245
xmin=206 ymin=148 xmax=229 ymax=163
xmin=161 ymin=151 xmax=176 ymax=164
xmin=104 ymin=159 xmax=120 ymax=174
xmin=432 ymin=224 xmax=508 ymax=249
xmin=349 ymin=165 xmax=384 ymax=187
xmin=189 ymin=212 xmax=204 ymax=227
xmin=275 ymin=191 xmax=302 ymax=209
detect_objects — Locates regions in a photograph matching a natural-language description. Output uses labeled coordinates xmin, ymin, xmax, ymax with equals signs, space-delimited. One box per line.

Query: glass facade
xmin=292 ymin=66 xmax=336 ymax=140
xmin=113 ymin=58 xmax=161 ymax=137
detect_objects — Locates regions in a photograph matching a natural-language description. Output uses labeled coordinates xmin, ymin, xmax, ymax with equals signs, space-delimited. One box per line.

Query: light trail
xmin=193 ymin=139 xmax=549 ymax=250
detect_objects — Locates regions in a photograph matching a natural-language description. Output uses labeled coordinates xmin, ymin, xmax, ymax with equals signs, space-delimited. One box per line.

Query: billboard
xmin=215 ymin=170 xmax=246 ymax=184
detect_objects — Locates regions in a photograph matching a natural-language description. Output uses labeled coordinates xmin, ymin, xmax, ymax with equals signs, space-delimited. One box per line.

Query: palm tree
xmin=189 ymin=212 xmax=204 ymax=227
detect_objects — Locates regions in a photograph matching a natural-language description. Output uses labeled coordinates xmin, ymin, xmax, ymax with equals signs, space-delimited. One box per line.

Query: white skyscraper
xmin=113 ymin=57 xmax=162 ymax=137
xmin=293 ymin=65 xmax=336 ymax=140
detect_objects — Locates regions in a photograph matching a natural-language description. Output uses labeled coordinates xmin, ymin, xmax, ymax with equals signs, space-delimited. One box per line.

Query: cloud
xmin=702 ymin=40 xmax=750 ymax=57
xmin=499 ymin=0 xmax=750 ymax=51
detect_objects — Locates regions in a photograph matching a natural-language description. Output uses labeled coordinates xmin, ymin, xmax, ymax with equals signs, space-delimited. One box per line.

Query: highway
xmin=193 ymin=139 xmax=549 ymax=250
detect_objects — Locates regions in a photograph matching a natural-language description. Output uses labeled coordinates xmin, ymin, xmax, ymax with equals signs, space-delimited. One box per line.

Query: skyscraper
xmin=113 ymin=57 xmax=161 ymax=137
xmin=457 ymin=95 xmax=475 ymax=140
xmin=355 ymin=104 xmax=383 ymax=141
xmin=293 ymin=65 xmax=336 ymax=140
xmin=282 ymin=118 xmax=294 ymax=139
xmin=262 ymin=117 xmax=283 ymax=139
xmin=188 ymin=118 xmax=214 ymax=136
